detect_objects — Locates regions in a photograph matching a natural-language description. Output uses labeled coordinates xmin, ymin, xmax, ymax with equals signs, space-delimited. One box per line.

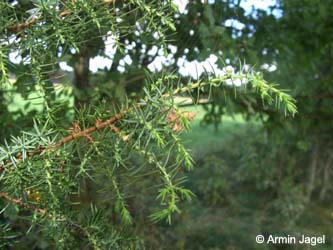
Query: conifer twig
xmin=54 ymin=112 xmax=124 ymax=147
xmin=0 ymin=113 xmax=125 ymax=172
xmin=0 ymin=191 xmax=92 ymax=238
xmin=8 ymin=0 xmax=116 ymax=33
xmin=0 ymin=192 xmax=50 ymax=218
xmin=0 ymin=75 xmax=296 ymax=172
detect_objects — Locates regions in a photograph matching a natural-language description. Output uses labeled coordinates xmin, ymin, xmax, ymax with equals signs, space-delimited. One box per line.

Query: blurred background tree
xmin=0 ymin=0 xmax=332 ymax=249
xmin=157 ymin=1 xmax=333 ymax=249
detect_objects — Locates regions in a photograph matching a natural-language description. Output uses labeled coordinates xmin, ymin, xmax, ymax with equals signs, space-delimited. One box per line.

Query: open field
xmin=181 ymin=105 xmax=260 ymax=159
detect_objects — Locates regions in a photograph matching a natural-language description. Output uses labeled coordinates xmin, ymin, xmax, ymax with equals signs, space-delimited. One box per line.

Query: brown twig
xmin=8 ymin=17 xmax=38 ymax=33
xmin=0 ymin=192 xmax=50 ymax=218
xmin=8 ymin=0 xmax=116 ymax=33
xmin=55 ymin=112 xmax=124 ymax=148
xmin=8 ymin=9 xmax=72 ymax=33
xmin=0 ymin=111 xmax=125 ymax=173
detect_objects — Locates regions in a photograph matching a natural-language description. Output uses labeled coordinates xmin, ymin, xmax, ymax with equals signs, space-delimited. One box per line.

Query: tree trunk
xmin=307 ymin=141 xmax=319 ymax=200
xmin=319 ymin=154 xmax=332 ymax=201
xmin=74 ymin=52 xmax=90 ymax=107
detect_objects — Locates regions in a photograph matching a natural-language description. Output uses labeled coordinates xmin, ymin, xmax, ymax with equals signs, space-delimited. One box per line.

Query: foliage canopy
xmin=0 ymin=0 xmax=302 ymax=249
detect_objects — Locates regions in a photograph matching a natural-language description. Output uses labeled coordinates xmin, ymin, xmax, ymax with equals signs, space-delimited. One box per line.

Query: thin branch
xmin=0 ymin=112 xmax=125 ymax=172
xmin=8 ymin=17 xmax=38 ymax=33
xmin=8 ymin=0 xmax=116 ymax=33
xmin=175 ymin=96 xmax=213 ymax=107
xmin=0 ymin=192 xmax=51 ymax=218
xmin=0 ymin=191 xmax=93 ymax=239
xmin=54 ymin=112 xmax=124 ymax=147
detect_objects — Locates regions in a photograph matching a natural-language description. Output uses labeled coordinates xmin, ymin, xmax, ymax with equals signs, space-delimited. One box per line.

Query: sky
xmin=174 ymin=0 xmax=278 ymax=15
xmin=9 ymin=0 xmax=279 ymax=77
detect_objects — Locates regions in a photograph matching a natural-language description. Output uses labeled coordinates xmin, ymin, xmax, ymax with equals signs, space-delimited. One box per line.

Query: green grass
xmin=181 ymin=105 xmax=261 ymax=159
xmin=4 ymin=82 xmax=74 ymax=115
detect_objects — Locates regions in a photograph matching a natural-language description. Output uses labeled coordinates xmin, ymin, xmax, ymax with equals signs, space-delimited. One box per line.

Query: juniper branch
xmin=0 ymin=192 xmax=51 ymax=219
xmin=0 ymin=71 xmax=297 ymax=228
xmin=0 ymin=73 xmax=296 ymax=172
xmin=8 ymin=0 xmax=116 ymax=33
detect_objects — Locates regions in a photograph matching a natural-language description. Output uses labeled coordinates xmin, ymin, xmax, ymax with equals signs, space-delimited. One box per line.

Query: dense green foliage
xmin=1 ymin=0 xmax=332 ymax=249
